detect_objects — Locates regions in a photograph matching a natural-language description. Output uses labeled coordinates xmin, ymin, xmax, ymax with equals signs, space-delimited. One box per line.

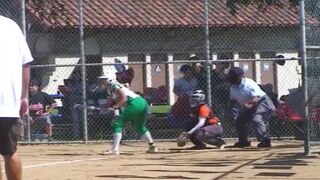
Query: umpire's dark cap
xmin=228 ymin=67 xmax=244 ymax=78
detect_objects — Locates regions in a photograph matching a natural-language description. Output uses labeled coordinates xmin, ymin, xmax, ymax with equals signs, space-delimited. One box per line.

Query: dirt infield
xmin=1 ymin=140 xmax=319 ymax=180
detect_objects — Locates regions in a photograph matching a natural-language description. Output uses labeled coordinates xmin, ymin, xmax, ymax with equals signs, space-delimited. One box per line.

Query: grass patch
xmin=151 ymin=105 xmax=170 ymax=114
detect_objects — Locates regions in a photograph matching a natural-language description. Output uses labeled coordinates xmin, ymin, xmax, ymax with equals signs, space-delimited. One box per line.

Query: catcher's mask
xmin=189 ymin=90 xmax=206 ymax=108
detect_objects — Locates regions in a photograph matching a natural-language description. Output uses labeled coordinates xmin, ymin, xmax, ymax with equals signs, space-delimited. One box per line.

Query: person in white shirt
xmin=168 ymin=65 xmax=198 ymax=128
xmin=0 ymin=15 xmax=33 ymax=180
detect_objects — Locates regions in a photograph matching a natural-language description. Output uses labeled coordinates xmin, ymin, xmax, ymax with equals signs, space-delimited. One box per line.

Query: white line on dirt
xmin=1 ymin=157 xmax=109 ymax=173
xmin=23 ymin=157 xmax=109 ymax=169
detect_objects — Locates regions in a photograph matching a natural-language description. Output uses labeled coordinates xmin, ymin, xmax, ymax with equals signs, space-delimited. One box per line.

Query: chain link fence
xmin=22 ymin=58 xmax=303 ymax=143
xmin=0 ymin=0 xmax=319 ymax=153
xmin=305 ymin=0 xmax=320 ymax=152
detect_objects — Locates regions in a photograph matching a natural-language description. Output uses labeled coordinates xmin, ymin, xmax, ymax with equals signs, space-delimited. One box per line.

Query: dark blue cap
xmin=228 ymin=67 xmax=244 ymax=77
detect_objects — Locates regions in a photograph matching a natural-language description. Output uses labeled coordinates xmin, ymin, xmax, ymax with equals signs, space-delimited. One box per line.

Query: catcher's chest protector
xmin=192 ymin=104 xmax=218 ymax=125
xmin=192 ymin=104 xmax=211 ymax=117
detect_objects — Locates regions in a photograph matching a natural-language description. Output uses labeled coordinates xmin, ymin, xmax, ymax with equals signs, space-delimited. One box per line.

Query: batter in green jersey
xmin=98 ymin=73 xmax=158 ymax=155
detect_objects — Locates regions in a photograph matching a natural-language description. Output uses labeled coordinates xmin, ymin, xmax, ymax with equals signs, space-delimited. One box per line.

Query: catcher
xmin=177 ymin=90 xmax=226 ymax=149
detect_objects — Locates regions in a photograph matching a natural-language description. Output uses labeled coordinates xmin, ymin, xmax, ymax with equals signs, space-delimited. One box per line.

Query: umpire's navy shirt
xmin=230 ymin=77 xmax=266 ymax=106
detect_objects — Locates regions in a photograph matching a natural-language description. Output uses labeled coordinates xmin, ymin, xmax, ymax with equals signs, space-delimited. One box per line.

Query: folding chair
xmin=274 ymin=95 xmax=320 ymax=139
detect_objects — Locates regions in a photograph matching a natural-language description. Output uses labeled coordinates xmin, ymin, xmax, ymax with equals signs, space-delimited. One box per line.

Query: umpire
xmin=228 ymin=67 xmax=275 ymax=148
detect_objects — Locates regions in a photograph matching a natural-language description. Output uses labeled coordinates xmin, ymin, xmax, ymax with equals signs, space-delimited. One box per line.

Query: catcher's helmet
xmin=189 ymin=90 xmax=206 ymax=108
xmin=98 ymin=72 xmax=117 ymax=84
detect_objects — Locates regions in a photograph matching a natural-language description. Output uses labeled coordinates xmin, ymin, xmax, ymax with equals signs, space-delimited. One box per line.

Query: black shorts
xmin=0 ymin=118 xmax=19 ymax=156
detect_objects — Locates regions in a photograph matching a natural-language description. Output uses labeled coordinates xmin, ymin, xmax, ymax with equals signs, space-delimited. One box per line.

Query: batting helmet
xmin=98 ymin=72 xmax=117 ymax=84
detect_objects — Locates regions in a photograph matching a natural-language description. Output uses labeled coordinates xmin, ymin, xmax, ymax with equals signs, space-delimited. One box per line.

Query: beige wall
xmin=150 ymin=54 xmax=167 ymax=88
xmin=260 ymin=52 xmax=276 ymax=86
xmin=237 ymin=52 xmax=255 ymax=79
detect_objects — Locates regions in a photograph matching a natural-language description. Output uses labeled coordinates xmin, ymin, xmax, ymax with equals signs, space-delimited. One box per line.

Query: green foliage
xmin=226 ymin=0 xmax=299 ymax=14
xmin=152 ymin=105 xmax=170 ymax=114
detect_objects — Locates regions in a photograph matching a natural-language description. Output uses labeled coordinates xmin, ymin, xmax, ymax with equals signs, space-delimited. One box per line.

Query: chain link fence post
xmin=298 ymin=0 xmax=310 ymax=156
xmin=204 ymin=0 xmax=212 ymax=107
xmin=305 ymin=0 xmax=320 ymax=153
xmin=78 ymin=0 xmax=88 ymax=143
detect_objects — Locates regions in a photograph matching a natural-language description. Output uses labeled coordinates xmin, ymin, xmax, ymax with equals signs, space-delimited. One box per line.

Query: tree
xmin=226 ymin=0 xmax=299 ymax=14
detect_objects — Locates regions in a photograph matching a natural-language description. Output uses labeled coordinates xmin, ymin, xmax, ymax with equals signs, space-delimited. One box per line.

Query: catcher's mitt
xmin=176 ymin=132 xmax=189 ymax=147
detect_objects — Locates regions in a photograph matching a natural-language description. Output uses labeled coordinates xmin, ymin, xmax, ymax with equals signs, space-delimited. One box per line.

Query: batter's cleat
xmin=102 ymin=149 xmax=120 ymax=155
xmin=146 ymin=146 xmax=159 ymax=153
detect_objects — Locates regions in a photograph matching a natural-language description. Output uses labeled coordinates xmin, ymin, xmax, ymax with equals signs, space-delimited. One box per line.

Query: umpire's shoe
xmin=233 ymin=141 xmax=251 ymax=148
xmin=257 ymin=139 xmax=272 ymax=148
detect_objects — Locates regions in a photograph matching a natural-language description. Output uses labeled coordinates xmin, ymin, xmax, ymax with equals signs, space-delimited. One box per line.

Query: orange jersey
xmin=194 ymin=104 xmax=220 ymax=125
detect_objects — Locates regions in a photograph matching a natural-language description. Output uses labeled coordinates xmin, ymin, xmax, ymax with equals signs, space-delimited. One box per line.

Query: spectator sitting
xmin=92 ymin=78 xmax=114 ymax=115
xmin=63 ymin=70 xmax=84 ymax=139
xmin=168 ymin=64 xmax=199 ymax=128
xmin=211 ymin=61 xmax=229 ymax=86
xmin=190 ymin=56 xmax=207 ymax=92
xmin=211 ymin=61 xmax=230 ymax=111
xmin=28 ymin=79 xmax=57 ymax=140
xmin=260 ymin=83 xmax=279 ymax=107
xmin=173 ymin=64 xmax=199 ymax=98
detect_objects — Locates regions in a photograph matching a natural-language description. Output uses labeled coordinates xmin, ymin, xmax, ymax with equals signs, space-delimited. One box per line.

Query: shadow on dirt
xmin=144 ymin=169 xmax=243 ymax=174
xmin=122 ymin=162 xmax=231 ymax=167
xmin=252 ymin=152 xmax=318 ymax=178
xmin=96 ymin=175 xmax=199 ymax=179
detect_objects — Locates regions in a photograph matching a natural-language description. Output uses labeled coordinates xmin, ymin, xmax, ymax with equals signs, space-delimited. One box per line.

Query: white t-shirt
xmin=0 ymin=16 xmax=33 ymax=117
xmin=230 ymin=78 xmax=266 ymax=106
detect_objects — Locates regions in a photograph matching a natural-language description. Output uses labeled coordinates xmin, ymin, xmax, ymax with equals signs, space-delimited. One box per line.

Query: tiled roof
xmin=26 ymin=0 xmax=319 ymax=29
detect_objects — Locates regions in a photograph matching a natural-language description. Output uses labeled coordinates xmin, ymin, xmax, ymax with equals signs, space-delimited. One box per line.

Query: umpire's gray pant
xmin=235 ymin=96 xmax=275 ymax=143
